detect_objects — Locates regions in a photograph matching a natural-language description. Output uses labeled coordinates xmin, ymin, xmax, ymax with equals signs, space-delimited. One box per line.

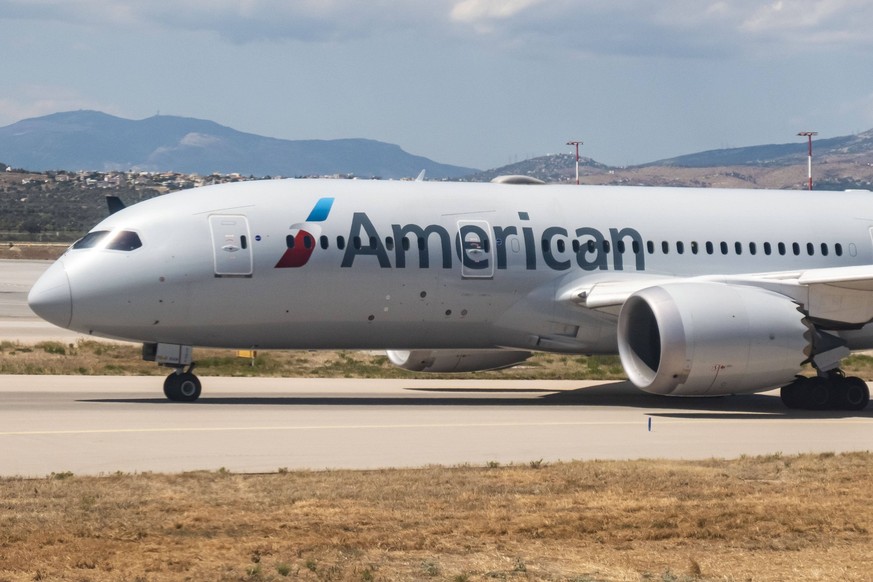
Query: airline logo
xmin=274 ymin=197 xmax=334 ymax=268
xmin=276 ymin=198 xmax=646 ymax=273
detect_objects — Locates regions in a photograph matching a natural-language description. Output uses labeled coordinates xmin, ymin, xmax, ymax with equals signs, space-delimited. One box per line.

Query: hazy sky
xmin=2 ymin=1 xmax=872 ymax=170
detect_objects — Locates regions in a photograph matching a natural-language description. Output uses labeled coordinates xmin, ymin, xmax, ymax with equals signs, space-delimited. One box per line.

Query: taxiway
xmin=3 ymin=260 xmax=872 ymax=478
xmin=1 ymin=375 xmax=871 ymax=477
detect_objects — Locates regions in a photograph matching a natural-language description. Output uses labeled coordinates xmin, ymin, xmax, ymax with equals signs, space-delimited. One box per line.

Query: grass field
xmin=6 ymin=339 xmax=873 ymax=384
xmin=1 ymin=453 xmax=871 ymax=581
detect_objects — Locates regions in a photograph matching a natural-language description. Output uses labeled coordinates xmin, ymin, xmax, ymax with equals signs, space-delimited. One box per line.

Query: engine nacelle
xmin=386 ymin=349 xmax=532 ymax=373
xmin=617 ymin=283 xmax=810 ymax=396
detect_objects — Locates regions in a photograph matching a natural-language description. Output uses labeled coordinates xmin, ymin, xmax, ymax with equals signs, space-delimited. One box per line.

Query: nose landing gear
xmin=143 ymin=343 xmax=202 ymax=402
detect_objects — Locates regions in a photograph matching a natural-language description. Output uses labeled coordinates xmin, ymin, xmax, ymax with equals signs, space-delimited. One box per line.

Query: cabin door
xmin=457 ymin=220 xmax=494 ymax=279
xmin=209 ymin=215 xmax=253 ymax=277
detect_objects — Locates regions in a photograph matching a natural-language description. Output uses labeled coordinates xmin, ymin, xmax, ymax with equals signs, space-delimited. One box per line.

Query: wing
xmin=559 ymin=265 xmax=873 ymax=326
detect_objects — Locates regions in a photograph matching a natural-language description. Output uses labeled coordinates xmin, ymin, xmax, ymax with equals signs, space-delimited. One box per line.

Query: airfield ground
xmin=1 ymin=453 xmax=871 ymax=581
xmin=3 ymin=246 xmax=872 ymax=581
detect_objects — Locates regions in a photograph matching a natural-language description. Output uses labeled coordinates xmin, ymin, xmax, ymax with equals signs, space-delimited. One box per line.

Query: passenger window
xmin=572 ymin=240 xmax=580 ymax=253
xmin=705 ymin=242 xmax=713 ymax=255
xmin=734 ymin=242 xmax=742 ymax=255
xmin=385 ymin=237 xmax=394 ymax=251
xmin=778 ymin=242 xmax=786 ymax=255
xmin=337 ymin=236 xmax=346 ymax=250
xmin=303 ymin=235 xmax=313 ymax=249
xmin=720 ymin=242 xmax=728 ymax=255
xmin=353 ymin=236 xmax=361 ymax=250
xmin=402 ymin=237 xmax=410 ymax=251
xmin=764 ymin=242 xmax=772 ymax=255
xmin=661 ymin=241 xmax=669 ymax=254
xmin=821 ymin=243 xmax=828 ymax=256
xmin=676 ymin=241 xmax=684 ymax=255
xmin=286 ymin=235 xmax=295 ymax=249
xmin=792 ymin=242 xmax=800 ymax=256
xmin=691 ymin=241 xmax=698 ymax=254
xmin=320 ymin=235 xmax=329 ymax=250
xmin=369 ymin=236 xmax=378 ymax=249
xmin=835 ymin=243 xmax=843 ymax=256
xmin=616 ymin=240 xmax=625 ymax=253
xmin=749 ymin=242 xmax=756 ymax=255
xmin=807 ymin=242 xmax=814 ymax=256
xmin=603 ymin=240 xmax=611 ymax=253
xmin=646 ymin=241 xmax=654 ymax=254
xmin=632 ymin=240 xmax=640 ymax=254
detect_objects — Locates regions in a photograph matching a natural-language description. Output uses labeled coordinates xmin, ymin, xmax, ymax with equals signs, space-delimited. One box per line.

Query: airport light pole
xmin=567 ymin=140 xmax=583 ymax=184
xmin=797 ymin=131 xmax=818 ymax=191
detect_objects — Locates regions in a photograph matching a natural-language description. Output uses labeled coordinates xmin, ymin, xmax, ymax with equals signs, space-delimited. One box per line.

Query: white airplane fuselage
xmin=27 ymin=179 xmax=873 ymax=405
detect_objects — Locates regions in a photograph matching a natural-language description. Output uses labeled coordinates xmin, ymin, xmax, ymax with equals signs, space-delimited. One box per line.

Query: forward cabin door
xmin=209 ymin=215 xmax=253 ymax=277
xmin=457 ymin=220 xmax=494 ymax=279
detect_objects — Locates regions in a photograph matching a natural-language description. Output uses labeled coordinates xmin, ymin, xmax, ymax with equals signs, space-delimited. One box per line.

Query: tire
xmin=842 ymin=377 xmax=870 ymax=411
xmin=164 ymin=372 xmax=202 ymax=402
xmin=805 ymin=377 xmax=831 ymax=410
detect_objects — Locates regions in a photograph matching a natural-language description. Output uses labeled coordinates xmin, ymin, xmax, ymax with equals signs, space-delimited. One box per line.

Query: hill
xmin=647 ymin=129 xmax=873 ymax=168
xmin=471 ymin=130 xmax=873 ymax=190
xmin=0 ymin=111 xmax=476 ymax=179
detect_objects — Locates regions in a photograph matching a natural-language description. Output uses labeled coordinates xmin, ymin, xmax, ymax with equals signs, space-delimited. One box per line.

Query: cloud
xmin=2 ymin=0 xmax=872 ymax=55
xmin=450 ymin=0 xmax=545 ymax=24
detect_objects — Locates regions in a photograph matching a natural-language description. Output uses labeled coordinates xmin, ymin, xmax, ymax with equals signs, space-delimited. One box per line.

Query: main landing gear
xmin=780 ymin=371 xmax=869 ymax=411
xmin=163 ymin=364 xmax=202 ymax=402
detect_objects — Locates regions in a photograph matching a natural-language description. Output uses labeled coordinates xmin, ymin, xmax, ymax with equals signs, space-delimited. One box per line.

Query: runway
xmin=1 ymin=375 xmax=871 ymax=477
xmin=3 ymin=259 xmax=873 ymax=477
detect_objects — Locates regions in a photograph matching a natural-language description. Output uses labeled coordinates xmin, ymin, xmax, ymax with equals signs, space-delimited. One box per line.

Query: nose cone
xmin=28 ymin=260 xmax=73 ymax=329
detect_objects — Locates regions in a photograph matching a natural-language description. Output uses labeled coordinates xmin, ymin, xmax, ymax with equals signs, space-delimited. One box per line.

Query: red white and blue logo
xmin=274 ymin=197 xmax=334 ymax=268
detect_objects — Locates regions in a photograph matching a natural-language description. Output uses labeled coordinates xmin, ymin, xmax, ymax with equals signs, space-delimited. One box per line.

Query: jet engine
xmin=617 ymin=283 xmax=810 ymax=396
xmin=387 ymin=349 xmax=532 ymax=373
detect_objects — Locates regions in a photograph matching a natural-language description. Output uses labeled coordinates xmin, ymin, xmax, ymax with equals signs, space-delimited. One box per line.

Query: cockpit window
xmin=72 ymin=230 xmax=142 ymax=251
xmin=73 ymin=231 xmax=111 ymax=249
xmin=107 ymin=230 xmax=142 ymax=251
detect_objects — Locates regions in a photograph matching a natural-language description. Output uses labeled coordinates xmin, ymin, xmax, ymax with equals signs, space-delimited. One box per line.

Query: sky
xmin=2 ymin=0 xmax=873 ymax=170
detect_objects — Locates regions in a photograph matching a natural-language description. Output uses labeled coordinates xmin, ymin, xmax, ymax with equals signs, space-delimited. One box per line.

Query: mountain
xmin=465 ymin=154 xmax=609 ymax=183
xmin=473 ymin=129 xmax=873 ymax=190
xmin=0 ymin=110 xmax=476 ymax=179
xmin=645 ymin=129 xmax=873 ymax=168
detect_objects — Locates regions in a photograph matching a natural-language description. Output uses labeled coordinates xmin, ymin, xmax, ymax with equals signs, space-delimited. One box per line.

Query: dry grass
xmin=0 ymin=452 xmax=871 ymax=581
xmin=0 ymin=340 xmax=628 ymax=381
xmin=6 ymin=340 xmax=873 ymax=382
xmin=0 ymin=243 xmax=67 ymax=261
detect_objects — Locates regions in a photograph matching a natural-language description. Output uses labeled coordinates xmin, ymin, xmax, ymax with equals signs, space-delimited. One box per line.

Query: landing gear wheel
xmin=839 ymin=377 xmax=869 ymax=411
xmin=780 ymin=374 xmax=869 ymax=411
xmin=163 ymin=372 xmax=202 ymax=402
xmin=805 ymin=377 xmax=831 ymax=409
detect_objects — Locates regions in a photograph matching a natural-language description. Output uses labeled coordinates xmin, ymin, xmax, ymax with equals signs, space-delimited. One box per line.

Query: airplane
xmin=26 ymin=177 xmax=873 ymax=410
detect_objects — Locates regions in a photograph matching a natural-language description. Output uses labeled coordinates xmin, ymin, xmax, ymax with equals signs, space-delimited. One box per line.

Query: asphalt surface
xmin=1 ymin=375 xmax=871 ymax=477
xmin=2 ymin=259 xmax=872 ymax=477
